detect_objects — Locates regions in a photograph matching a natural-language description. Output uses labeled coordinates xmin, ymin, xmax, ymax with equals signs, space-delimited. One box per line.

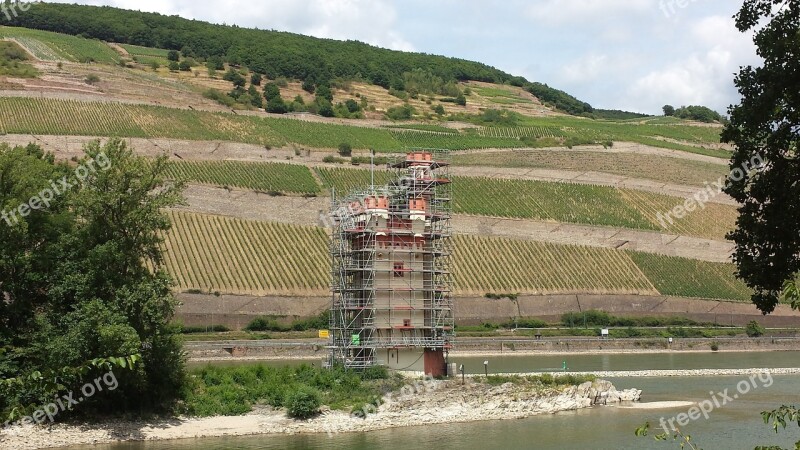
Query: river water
xmin=79 ymin=352 xmax=800 ymax=450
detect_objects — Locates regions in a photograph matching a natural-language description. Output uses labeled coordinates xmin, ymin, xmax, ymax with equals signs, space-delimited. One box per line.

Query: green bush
xmin=245 ymin=316 xmax=287 ymax=332
xmin=745 ymin=320 xmax=766 ymax=337
xmin=385 ymin=104 xmax=415 ymax=120
xmin=338 ymin=142 xmax=352 ymax=157
xmin=285 ymin=386 xmax=321 ymax=419
xmin=322 ymin=155 xmax=347 ymax=164
xmin=180 ymin=324 xmax=230 ymax=334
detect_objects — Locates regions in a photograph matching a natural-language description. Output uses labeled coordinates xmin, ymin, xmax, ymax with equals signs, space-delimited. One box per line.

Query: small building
xmin=328 ymin=150 xmax=453 ymax=376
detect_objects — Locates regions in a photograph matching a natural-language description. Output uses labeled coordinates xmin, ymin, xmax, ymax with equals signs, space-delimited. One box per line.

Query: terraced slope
xmin=159 ymin=211 xmax=749 ymax=300
xmin=0 ymin=97 xmax=726 ymax=154
xmin=165 ymin=161 xmax=320 ymax=194
xmin=316 ymin=167 xmax=736 ymax=240
xmin=161 ymin=211 xmax=330 ymax=296
xmin=0 ymin=26 xmax=120 ymax=63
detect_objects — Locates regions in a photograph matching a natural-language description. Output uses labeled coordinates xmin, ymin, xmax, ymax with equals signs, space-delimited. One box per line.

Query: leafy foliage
xmin=4 ymin=3 xmax=604 ymax=115
xmin=721 ymin=0 xmax=800 ymax=313
xmin=674 ymin=105 xmax=722 ymax=123
xmin=745 ymin=320 xmax=766 ymax=337
xmin=285 ymin=387 xmax=321 ymax=419
xmin=0 ymin=140 xmax=186 ymax=418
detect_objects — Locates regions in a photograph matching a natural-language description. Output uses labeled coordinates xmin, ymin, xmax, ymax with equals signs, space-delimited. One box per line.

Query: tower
xmin=328 ymin=150 xmax=453 ymax=375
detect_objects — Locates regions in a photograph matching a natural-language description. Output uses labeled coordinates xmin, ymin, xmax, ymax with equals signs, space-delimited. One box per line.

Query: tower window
xmin=393 ymin=262 xmax=405 ymax=277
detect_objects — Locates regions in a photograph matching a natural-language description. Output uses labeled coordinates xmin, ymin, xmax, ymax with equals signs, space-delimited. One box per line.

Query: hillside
xmin=0 ymin=15 xmax=760 ymax=326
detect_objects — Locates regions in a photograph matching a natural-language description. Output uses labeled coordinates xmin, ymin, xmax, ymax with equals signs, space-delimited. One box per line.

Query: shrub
xmin=745 ymin=320 xmax=766 ymax=337
xmin=322 ymin=155 xmax=347 ymax=164
xmin=245 ymin=316 xmax=287 ymax=332
xmin=710 ymin=342 xmax=720 ymax=351
xmin=84 ymin=74 xmax=100 ymax=85
xmin=385 ymin=104 xmax=416 ymax=120
xmin=167 ymin=50 xmax=180 ymax=62
xmin=168 ymin=61 xmax=180 ymax=72
xmin=180 ymin=325 xmax=230 ymax=334
xmin=338 ymin=143 xmax=352 ymax=157
xmin=285 ymin=387 xmax=321 ymax=419
xmin=203 ymin=89 xmax=236 ymax=107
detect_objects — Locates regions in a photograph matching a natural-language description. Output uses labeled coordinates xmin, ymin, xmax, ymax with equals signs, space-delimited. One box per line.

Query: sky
xmin=51 ymin=0 xmax=761 ymax=115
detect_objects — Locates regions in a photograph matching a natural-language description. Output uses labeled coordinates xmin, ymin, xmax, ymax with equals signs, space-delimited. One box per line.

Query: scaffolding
xmin=328 ymin=149 xmax=454 ymax=371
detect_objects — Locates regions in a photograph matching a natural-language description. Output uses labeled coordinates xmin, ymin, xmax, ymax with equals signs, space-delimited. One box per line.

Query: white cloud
xmin=622 ymin=14 xmax=757 ymax=114
xmin=526 ymin=0 xmax=651 ymax=26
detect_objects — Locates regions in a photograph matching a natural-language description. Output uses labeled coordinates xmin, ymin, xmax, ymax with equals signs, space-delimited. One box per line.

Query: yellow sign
xmin=318 ymin=330 xmax=330 ymax=339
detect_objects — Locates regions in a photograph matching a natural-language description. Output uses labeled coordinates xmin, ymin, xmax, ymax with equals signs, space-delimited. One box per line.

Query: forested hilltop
xmin=7 ymin=2 xmax=598 ymax=115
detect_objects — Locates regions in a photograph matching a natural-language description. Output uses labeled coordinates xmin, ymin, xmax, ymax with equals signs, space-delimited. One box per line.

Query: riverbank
xmin=185 ymin=336 xmax=800 ymax=362
xmin=0 ymin=378 xmax=640 ymax=450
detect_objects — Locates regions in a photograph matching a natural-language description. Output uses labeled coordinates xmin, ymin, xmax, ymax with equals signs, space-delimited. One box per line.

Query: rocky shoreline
xmin=0 ymin=379 xmax=640 ymax=450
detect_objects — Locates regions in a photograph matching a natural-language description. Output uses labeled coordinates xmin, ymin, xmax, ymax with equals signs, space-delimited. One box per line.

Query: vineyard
xmin=0 ymin=95 xmax=733 ymax=156
xmin=161 ymin=211 xmax=330 ymax=296
xmin=628 ymin=251 xmax=752 ymax=301
xmin=0 ymin=26 xmax=120 ymax=64
xmin=475 ymin=126 xmax=564 ymax=139
xmin=315 ymin=167 xmax=394 ymax=194
xmin=453 ymin=176 xmax=657 ymax=230
xmin=158 ymin=212 xmax=750 ymax=300
xmin=0 ymin=98 xmax=285 ymax=146
xmin=619 ymin=189 xmax=737 ymax=241
xmin=265 ymin=117 xmax=401 ymax=150
xmin=165 ymin=161 xmax=320 ymax=194
xmin=471 ymin=85 xmax=534 ymax=105
xmin=389 ymin=129 xmax=524 ymax=150
xmin=313 ymin=167 xmax=737 ymax=238
xmin=453 ymin=234 xmax=658 ymax=296
xmin=451 ymin=150 xmax=730 ymax=187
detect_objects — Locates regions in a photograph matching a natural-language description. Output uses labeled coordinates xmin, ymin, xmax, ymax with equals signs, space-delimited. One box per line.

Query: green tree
xmin=223 ymin=68 xmax=246 ymax=88
xmin=721 ymin=0 xmax=800 ymax=314
xmin=316 ymin=84 xmax=333 ymax=102
xmin=263 ymin=82 xmax=281 ymax=101
xmin=168 ymin=61 xmax=180 ymax=72
xmin=248 ymin=84 xmax=263 ymax=109
xmin=266 ymin=95 xmax=288 ymax=114
xmin=455 ymin=93 xmax=467 ymax=106
xmin=317 ymin=98 xmax=334 ymax=117
xmin=345 ymin=99 xmax=360 ymax=113
xmin=166 ymin=50 xmax=179 ymax=62
xmin=338 ymin=143 xmax=352 ymax=157
xmin=207 ymin=55 xmax=224 ymax=71
xmin=302 ymin=78 xmax=315 ymax=94
xmin=663 ymin=105 xmax=675 ymax=116
xmin=178 ymin=60 xmax=192 ymax=71
xmin=250 ymin=73 xmax=262 ymax=86
xmin=0 ymin=140 xmax=186 ymax=416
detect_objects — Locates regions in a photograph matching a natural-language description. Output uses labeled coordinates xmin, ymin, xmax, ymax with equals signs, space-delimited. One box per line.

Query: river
xmin=76 ymin=352 xmax=800 ymax=450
